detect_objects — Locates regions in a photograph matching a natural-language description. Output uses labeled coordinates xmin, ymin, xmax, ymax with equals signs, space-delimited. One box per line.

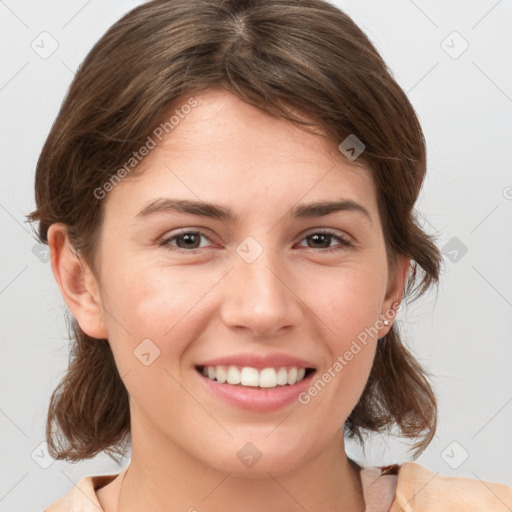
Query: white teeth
xmin=259 ymin=368 xmax=277 ymax=388
xmin=226 ymin=365 xmax=241 ymax=385
xmin=287 ymin=367 xmax=298 ymax=385
xmin=216 ymin=365 xmax=227 ymax=384
xmin=200 ymin=365 xmax=310 ymax=388
xmin=276 ymin=367 xmax=288 ymax=386
xmin=240 ymin=367 xmax=259 ymax=387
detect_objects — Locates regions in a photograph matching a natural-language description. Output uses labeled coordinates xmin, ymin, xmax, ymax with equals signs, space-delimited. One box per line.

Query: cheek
xmin=307 ymin=261 xmax=387 ymax=345
xmin=298 ymin=263 xmax=384 ymax=409
xmin=98 ymin=262 xmax=216 ymax=369
xmin=96 ymin=266 xmax=193 ymax=411
xmin=297 ymin=331 xmax=377 ymax=436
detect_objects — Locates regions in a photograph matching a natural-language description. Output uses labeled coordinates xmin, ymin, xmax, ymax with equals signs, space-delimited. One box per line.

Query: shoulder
xmin=43 ymin=473 xmax=119 ymax=511
xmin=390 ymin=461 xmax=512 ymax=512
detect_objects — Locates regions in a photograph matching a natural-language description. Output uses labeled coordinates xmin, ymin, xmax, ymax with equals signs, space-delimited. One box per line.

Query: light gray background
xmin=1 ymin=0 xmax=511 ymax=510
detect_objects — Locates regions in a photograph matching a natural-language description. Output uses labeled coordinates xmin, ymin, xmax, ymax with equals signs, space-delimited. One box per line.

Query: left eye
xmin=159 ymin=229 xmax=352 ymax=253
xmin=160 ymin=231 xmax=211 ymax=251
xmin=297 ymin=230 xmax=352 ymax=251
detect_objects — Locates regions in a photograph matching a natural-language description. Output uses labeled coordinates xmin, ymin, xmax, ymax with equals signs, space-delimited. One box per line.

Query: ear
xmin=378 ymin=254 xmax=410 ymax=338
xmin=47 ymin=223 xmax=108 ymax=339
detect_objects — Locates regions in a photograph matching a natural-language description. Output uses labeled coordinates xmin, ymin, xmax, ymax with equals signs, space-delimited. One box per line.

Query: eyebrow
xmin=135 ymin=198 xmax=372 ymax=224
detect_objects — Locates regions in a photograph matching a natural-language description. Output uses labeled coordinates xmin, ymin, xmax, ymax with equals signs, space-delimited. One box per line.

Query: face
xmin=66 ymin=89 xmax=406 ymax=476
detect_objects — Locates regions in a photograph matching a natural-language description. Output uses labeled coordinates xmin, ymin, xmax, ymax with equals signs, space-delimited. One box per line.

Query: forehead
xmin=154 ymin=89 xmax=353 ymax=164
xmin=105 ymin=89 xmax=378 ymax=219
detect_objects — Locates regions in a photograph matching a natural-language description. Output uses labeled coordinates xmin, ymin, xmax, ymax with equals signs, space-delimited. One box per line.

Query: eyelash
xmin=158 ymin=228 xmax=353 ymax=254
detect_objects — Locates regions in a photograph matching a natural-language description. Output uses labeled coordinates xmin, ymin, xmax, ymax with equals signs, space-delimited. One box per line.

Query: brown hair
xmin=28 ymin=0 xmax=443 ymax=462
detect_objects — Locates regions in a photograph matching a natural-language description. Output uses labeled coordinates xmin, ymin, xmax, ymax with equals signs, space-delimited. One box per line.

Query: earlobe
xmin=380 ymin=255 xmax=411 ymax=336
xmin=47 ymin=223 xmax=108 ymax=339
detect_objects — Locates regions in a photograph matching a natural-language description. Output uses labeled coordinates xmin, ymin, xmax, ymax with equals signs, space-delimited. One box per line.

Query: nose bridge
xmin=220 ymin=237 xmax=301 ymax=336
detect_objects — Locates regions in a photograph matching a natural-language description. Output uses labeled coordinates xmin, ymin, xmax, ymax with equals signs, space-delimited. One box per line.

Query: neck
xmin=116 ymin=419 xmax=365 ymax=512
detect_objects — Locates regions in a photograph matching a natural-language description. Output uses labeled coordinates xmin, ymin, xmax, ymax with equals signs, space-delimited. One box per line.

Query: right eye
xmin=159 ymin=229 xmax=215 ymax=253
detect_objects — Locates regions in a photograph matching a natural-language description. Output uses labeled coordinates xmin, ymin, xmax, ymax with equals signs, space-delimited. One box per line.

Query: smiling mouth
xmin=195 ymin=365 xmax=316 ymax=388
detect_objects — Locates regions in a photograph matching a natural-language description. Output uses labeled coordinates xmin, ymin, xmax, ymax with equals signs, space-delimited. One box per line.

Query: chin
xmin=196 ymin=432 xmax=320 ymax=478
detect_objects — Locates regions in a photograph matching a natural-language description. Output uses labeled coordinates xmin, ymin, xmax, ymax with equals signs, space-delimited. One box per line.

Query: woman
xmin=28 ymin=0 xmax=512 ymax=510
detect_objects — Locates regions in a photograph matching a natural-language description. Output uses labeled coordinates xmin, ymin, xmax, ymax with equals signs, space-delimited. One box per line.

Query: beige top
xmin=43 ymin=461 xmax=512 ymax=511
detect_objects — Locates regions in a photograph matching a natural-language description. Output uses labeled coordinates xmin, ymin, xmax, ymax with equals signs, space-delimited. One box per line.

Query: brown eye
xmin=173 ymin=232 xmax=202 ymax=249
xmin=298 ymin=230 xmax=353 ymax=253
xmin=306 ymin=233 xmax=333 ymax=249
xmin=159 ymin=230 xmax=212 ymax=252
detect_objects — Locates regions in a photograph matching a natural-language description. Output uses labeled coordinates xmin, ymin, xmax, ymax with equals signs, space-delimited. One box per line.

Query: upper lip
xmin=197 ymin=353 xmax=316 ymax=370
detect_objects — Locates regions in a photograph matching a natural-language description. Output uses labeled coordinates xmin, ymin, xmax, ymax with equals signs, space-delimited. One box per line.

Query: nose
xmin=220 ymin=247 xmax=303 ymax=338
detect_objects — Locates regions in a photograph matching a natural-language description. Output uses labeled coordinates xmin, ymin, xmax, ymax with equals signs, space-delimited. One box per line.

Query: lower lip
xmin=195 ymin=369 xmax=316 ymax=412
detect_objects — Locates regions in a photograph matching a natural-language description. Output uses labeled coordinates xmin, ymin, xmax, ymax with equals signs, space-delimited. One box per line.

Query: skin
xmin=48 ymin=89 xmax=409 ymax=512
